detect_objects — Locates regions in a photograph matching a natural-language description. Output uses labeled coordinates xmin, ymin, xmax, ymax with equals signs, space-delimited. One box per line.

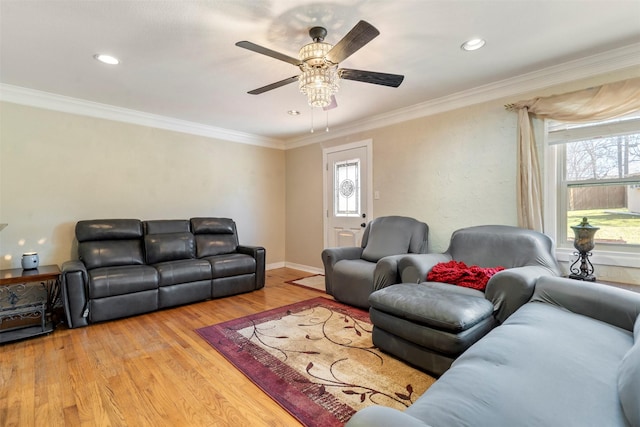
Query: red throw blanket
xmin=427 ymin=260 xmax=505 ymax=291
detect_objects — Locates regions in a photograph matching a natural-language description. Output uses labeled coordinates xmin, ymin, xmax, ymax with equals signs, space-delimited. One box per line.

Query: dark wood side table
xmin=0 ymin=264 xmax=61 ymax=344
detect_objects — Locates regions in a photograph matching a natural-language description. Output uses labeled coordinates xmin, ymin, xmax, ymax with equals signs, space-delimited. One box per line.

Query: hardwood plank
xmin=0 ymin=268 xmax=324 ymax=426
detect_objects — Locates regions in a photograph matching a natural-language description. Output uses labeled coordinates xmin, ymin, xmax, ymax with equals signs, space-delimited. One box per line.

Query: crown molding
xmin=284 ymin=43 xmax=640 ymax=149
xmin=2 ymin=43 xmax=638 ymax=151
xmin=0 ymin=84 xmax=285 ymax=150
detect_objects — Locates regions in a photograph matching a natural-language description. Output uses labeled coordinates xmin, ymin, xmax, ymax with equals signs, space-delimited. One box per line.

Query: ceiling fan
xmin=235 ymin=20 xmax=404 ymax=110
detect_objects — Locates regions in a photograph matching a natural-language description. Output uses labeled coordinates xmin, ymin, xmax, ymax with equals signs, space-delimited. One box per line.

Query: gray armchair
xmin=398 ymin=224 xmax=562 ymax=322
xmin=369 ymin=225 xmax=562 ymax=375
xmin=321 ymin=216 xmax=429 ymax=308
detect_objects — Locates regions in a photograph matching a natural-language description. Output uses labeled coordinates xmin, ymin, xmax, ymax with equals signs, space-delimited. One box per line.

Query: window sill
xmin=555 ymin=247 xmax=640 ymax=269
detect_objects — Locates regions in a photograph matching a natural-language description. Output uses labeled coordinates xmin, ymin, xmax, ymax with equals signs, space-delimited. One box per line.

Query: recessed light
xmin=461 ymin=38 xmax=486 ymax=51
xmin=287 ymin=110 xmax=301 ymax=116
xmin=93 ymin=54 xmax=120 ymax=65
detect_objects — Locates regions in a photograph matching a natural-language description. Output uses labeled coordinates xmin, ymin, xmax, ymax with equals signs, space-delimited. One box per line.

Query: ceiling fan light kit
xmin=298 ymin=34 xmax=340 ymax=108
xmin=236 ymin=20 xmax=404 ymax=110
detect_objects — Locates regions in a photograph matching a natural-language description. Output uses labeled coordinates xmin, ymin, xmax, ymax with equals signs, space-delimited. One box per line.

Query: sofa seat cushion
xmin=88 ymin=265 xmax=158 ymax=298
xmin=404 ymin=302 xmax=633 ymax=427
xmin=370 ymin=283 xmax=493 ymax=332
xmin=334 ymin=258 xmax=377 ymax=279
xmin=205 ymin=253 xmax=256 ymax=278
xmin=154 ymin=259 xmax=212 ymax=286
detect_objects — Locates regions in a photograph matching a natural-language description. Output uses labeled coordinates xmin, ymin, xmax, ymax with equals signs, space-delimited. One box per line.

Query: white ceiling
xmin=1 ymin=0 xmax=639 ymax=144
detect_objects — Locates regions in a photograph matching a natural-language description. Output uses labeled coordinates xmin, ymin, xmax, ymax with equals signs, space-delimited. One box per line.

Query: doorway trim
xmin=322 ymin=139 xmax=374 ymax=249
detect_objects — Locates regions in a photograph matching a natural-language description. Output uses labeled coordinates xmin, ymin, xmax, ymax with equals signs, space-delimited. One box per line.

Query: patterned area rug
xmin=286 ymin=274 xmax=326 ymax=292
xmin=196 ymin=297 xmax=435 ymax=426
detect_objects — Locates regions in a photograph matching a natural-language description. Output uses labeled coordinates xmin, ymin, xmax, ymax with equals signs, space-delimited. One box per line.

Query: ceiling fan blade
xmin=247 ymin=75 xmax=299 ymax=95
xmin=339 ymin=68 xmax=404 ymax=88
xmin=323 ymin=95 xmax=338 ymax=111
xmin=236 ymin=41 xmax=302 ymax=66
xmin=325 ymin=20 xmax=380 ymax=64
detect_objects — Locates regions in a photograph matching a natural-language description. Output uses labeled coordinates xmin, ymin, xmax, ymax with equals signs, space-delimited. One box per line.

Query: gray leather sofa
xmin=322 ymin=216 xmax=429 ymax=308
xmin=348 ymin=276 xmax=640 ymax=427
xmin=369 ymin=225 xmax=561 ymax=375
xmin=61 ymin=218 xmax=265 ymax=328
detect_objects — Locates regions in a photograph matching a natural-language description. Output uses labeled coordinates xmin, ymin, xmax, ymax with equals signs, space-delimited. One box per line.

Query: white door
xmin=323 ymin=141 xmax=372 ymax=248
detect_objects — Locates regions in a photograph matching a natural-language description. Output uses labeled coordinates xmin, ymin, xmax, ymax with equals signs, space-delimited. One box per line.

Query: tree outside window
xmin=560 ymin=127 xmax=640 ymax=247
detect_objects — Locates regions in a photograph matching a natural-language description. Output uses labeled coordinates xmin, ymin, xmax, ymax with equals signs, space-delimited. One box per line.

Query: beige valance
xmin=508 ymin=77 xmax=640 ymax=232
xmin=507 ymin=76 xmax=640 ymax=121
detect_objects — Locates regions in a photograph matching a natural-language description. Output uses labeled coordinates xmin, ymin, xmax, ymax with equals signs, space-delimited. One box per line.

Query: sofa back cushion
xmin=618 ymin=316 xmax=640 ymax=427
xmin=144 ymin=219 xmax=191 ymax=235
xmin=76 ymin=219 xmax=145 ymax=269
xmin=447 ymin=225 xmax=561 ymax=274
xmin=191 ymin=217 xmax=239 ymax=257
xmin=145 ymin=233 xmax=196 ymax=264
xmin=143 ymin=220 xmax=195 ymax=264
xmin=76 ymin=219 xmax=143 ymax=242
xmin=361 ymin=216 xmax=428 ymax=262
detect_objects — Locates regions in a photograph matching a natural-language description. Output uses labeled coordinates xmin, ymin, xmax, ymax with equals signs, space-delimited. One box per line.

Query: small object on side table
xmin=21 ymin=252 xmax=39 ymax=270
xmin=568 ymin=217 xmax=599 ymax=282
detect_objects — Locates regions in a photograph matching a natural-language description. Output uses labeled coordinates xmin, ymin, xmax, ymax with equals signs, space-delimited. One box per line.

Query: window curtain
xmin=507 ymin=77 xmax=640 ymax=232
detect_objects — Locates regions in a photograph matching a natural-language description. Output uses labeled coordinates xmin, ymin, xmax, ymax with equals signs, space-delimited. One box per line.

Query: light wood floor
xmin=0 ymin=268 xmax=327 ymax=427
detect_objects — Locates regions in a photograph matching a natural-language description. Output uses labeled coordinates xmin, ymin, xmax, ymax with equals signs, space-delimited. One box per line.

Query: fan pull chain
xmin=310 ymin=106 xmax=314 ymax=133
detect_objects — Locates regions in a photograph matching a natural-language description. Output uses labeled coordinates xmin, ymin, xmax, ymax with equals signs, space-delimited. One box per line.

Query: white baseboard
xmin=266 ymin=262 xmax=286 ymax=270
xmin=282 ymin=262 xmax=324 ymax=275
xmin=265 ymin=261 xmax=323 ymax=275
xmin=265 ymin=261 xmax=324 ymax=274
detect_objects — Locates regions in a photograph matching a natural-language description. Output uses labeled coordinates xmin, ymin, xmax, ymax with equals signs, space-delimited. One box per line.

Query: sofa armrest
xmin=532 ymin=275 xmax=640 ymax=332
xmin=61 ymin=260 xmax=90 ymax=328
xmin=372 ymin=255 xmax=404 ymax=292
xmin=485 ymin=265 xmax=555 ymax=323
xmin=321 ymin=247 xmax=364 ymax=294
xmin=237 ymin=245 xmax=266 ymax=289
xmin=346 ymin=406 xmax=431 ymax=427
xmin=398 ymin=253 xmax=452 ymax=284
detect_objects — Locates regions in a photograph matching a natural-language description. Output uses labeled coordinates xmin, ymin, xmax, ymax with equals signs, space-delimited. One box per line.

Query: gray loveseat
xmin=348 ymin=276 xmax=640 ymax=427
xmin=61 ymin=217 xmax=265 ymax=328
xmin=369 ymin=225 xmax=561 ymax=375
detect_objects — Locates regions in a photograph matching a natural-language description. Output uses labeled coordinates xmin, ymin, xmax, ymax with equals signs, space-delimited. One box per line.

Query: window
xmin=334 ymin=158 xmax=361 ymax=217
xmin=547 ymin=113 xmax=640 ymax=255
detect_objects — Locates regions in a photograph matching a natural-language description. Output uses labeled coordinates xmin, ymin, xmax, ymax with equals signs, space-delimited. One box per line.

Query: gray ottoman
xmin=369 ymin=283 xmax=497 ymax=376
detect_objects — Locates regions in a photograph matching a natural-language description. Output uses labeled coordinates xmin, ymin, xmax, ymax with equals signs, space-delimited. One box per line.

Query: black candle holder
xmin=569 ymin=250 xmax=596 ymax=281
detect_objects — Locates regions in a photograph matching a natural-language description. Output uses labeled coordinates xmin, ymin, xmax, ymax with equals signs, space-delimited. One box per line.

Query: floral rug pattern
xmin=196 ymin=297 xmax=435 ymax=426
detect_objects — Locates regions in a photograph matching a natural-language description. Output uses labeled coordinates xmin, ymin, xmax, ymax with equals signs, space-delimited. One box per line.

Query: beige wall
xmin=0 ymin=102 xmax=286 ymax=269
xmin=284 ymin=69 xmax=640 ymax=286
xmin=285 ymin=102 xmax=517 ymax=268
xmin=285 ymin=143 xmax=325 ymax=270
xmin=1 ymin=69 xmax=638 ymax=285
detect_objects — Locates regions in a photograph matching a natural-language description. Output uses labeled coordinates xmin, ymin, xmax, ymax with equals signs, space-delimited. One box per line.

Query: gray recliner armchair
xmin=321 ymin=216 xmax=429 ymax=308
xmin=369 ymin=225 xmax=562 ymax=375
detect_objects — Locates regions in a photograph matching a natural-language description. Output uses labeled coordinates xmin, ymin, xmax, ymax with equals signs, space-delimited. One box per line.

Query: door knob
xmin=361 ymin=223 xmax=366 ymax=228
